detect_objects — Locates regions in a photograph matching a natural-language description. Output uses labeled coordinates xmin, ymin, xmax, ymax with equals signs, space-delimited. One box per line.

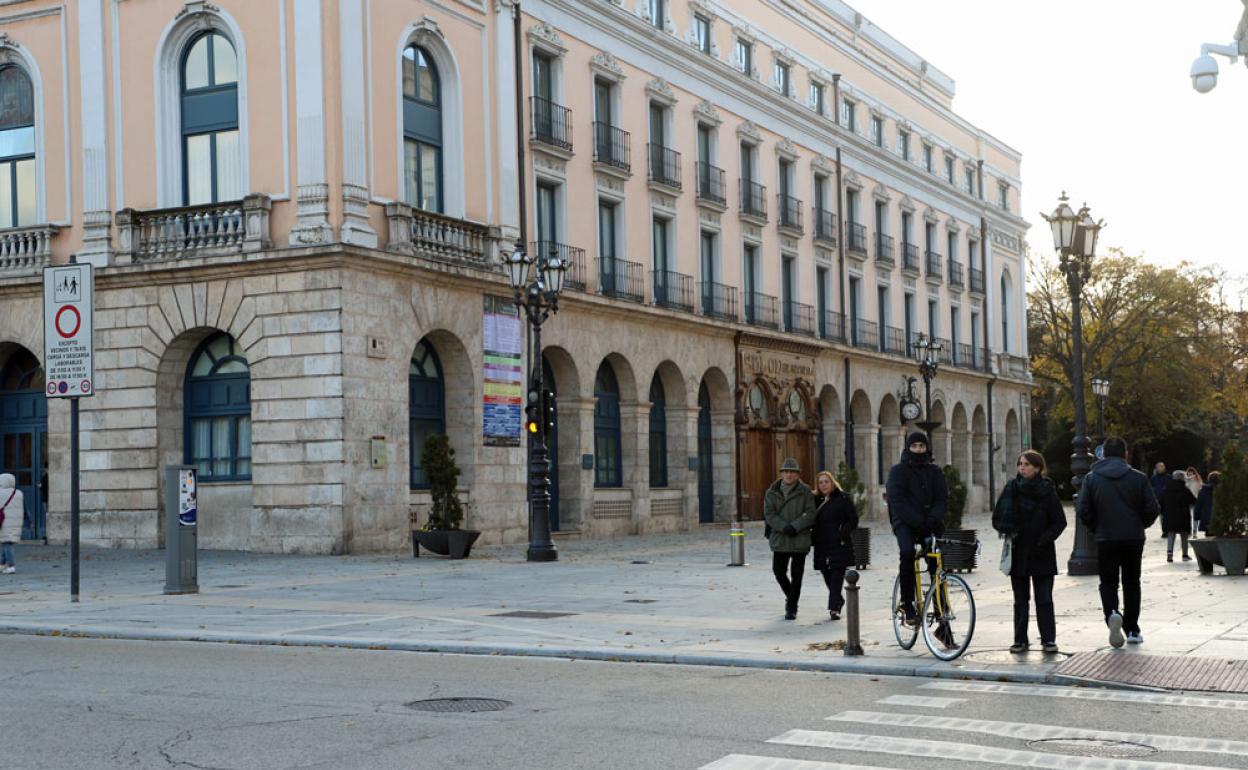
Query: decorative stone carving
xmin=899 ymin=195 xmax=916 ymax=212
xmin=843 ymin=169 xmax=862 ymax=190
xmin=650 ymin=192 xmax=676 ymax=210
xmin=175 ymin=1 xmax=221 ymax=21
xmin=775 ymin=138 xmax=798 ymax=160
xmin=645 ymin=77 xmax=676 ymax=105
xmin=527 ymin=21 xmax=566 ymax=54
xmin=693 ymin=99 xmax=722 ymax=126
xmin=736 ymin=120 xmax=762 ymax=144
xmin=872 ymin=182 xmax=891 ymax=202
xmin=811 ymin=154 xmax=833 ymax=175
xmin=946 ymin=218 xmax=962 ymax=233
xmin=0 ymin=32 xmax=21 ymax=50
xmin=590 ymin=51 xmax=626 ymax=81
xmin=923 ymin=206 xmax=940 ymax=223
xmin=992 ymin=231 xmax=1022 ymax=253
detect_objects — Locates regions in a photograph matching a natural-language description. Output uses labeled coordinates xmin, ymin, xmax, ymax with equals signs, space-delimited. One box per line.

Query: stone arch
xmin=698 ymin=366 xmax=734 ymax=523
xmin=396 ymin=18 xmax=466 ymax=218
xmin=818 ymin=383 xmax=843 ymax=472
xmin=649 ymin=359 xmax=689 ymax=490
xmin=929 ymin=398 xmax=949 ymax=465
xmin=972 ymin=404 xmax=989 ymax=493
xmin=541 ymin=344 xmax=582 ymax=532
xmin=951 ymin=402 xmax=970 ymax=484
xmin=410 ymin=329 xmax=475 ymax=488
xmin=877 ymin=393 xmax=902 ymax=481
xmin=848 ymin=389 xmax=874 ymax=489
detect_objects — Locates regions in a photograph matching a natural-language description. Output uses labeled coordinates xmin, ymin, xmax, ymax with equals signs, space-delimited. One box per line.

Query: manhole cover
xmin=1027 ymin=738 xmax=1157 ymax=759
xmin=624 ymin=599 xmax=657 ymax=604
xmin=963 ymin=649 xmax=1071 ymax=664
xmin=489 ymin=610 xmax=577 ymax=619
xmin=404 ymin=698 xmax=511 ymax=714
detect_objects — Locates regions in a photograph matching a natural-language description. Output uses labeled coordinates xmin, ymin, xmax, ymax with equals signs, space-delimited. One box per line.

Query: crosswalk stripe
xmin=876 ymin=694 xmax=964 ymax=708
xmin=826 ymin=710 xmax=1248 ymax=756
xmin=919 ymin=681 xmax=1248 ymax=711
xmin=768 ymin=729 xmax=1232 ymax=770
xmin=699 ymin=755 xmax=893 ymax=770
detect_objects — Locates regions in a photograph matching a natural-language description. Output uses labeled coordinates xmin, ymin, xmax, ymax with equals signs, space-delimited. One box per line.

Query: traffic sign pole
xmin=70 ymin=397 xmax=79 ymax=602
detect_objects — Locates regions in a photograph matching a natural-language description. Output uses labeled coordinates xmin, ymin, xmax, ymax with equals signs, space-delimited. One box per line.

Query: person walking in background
xmin=886 ymin=431 xmax=948 ymax=626
xmin=0 ymin=473 xmax=23 ymax=575
xmin=1185 ymin=467 xmax=1203 ymax=536
xmin=1195 ymin=471 xmax=1220 ymax=536
xmin=812 ymin=470 xmax=858 ymax=621
xmin=1161 ymin=470 xmax=1196 ymax=562
xmin=1077 ymin=437 xmax=1160 ymax=648
xmin=1150 ymin=462 xmax=1168 ymax=510
xmin=992 ymin=451 xmax=1068 ymax=654
xmin=763 ymin=458 xmax=817 ymax=621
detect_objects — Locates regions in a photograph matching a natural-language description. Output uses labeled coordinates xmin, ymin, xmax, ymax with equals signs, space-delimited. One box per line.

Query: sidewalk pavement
xmin=1 ymin=508 xmax=1244 ymax=689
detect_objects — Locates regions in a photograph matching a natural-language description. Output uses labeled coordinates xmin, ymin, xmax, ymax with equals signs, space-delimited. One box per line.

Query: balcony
xmin=530 ymin=96 xmax=573 ymax=153
xmin=592 ymin=122 xmax=630 ymax=174
xmin=902 ymin=243 xmax=920 ymax=273
xmin=696 ymin=162 xmax=727 ymax=206
xmin=847 ymin=223 xmax=867 ymax=255
xmin=700 ymin=281 xmax=737 ymax=321
xmin=999 ymin=353 xmax=1030 ymax=378
xmin=740 ymin=179 xmax=767 ymax=221
xmin=934 ymin=337 xmax=953 ymax=365
xmin=647 ymin=144 xmax=681 ymax=190
xmin=813 ymin=208 xmax=837 ymax=245
xmin=969 ymin=266 xmax=986 ymax=294
xmin=948 ymin=260 xmax=964 ymax=289
xmin=116 ymin=196 xmax=271 ymax=263
xmin=875 ymin=233 xmax=895 ymax=268
xmin=925 ymin=250 xmax=943 ymax=282
xmin=883 ymin=326 xmax=907 ymax=356
xmin=532 ymin=240 xmax=586 ymax=291
xmin=955 ymin=342 xmax=978 ymax=370
xmin=821 ymin=311 xmax=846 ymax=342
xmin=778 ymin=194 xmax=803 ymax=234
xmin=598 ymin=256 xmax=644 ymax=302
xmin=744 ymin=291 xmax=779 ymax=329
xmin=383 ymin=203 xmax=498 ymax=269
xmin=0 ymin=224 xmax=59 ymax=272
xmin=851 ymin=318 xmax=878 ymax=350
xmin=785 ymin=301 xmax=815 ymax=336
xmin=652 ymin=269 xmax=694 ymax=312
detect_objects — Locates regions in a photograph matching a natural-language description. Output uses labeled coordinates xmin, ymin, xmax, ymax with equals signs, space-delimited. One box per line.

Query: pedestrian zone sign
xmin=43 ymin=263 xmax=95 ymax=398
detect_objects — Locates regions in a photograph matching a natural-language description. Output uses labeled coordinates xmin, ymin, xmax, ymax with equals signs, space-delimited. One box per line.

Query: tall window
xmin=928 ymin=299 xmax=939 ymax=337
xmin=840 ymin=99 xmax=856 ymax=132
xmin=185 ymin=333 xmax=251 ymax=481
xmin=734 ymin=39 xmax=752 ymax=74
xmin=898 ymin=129 xmax=910 ymax=161
xmin=694 ymin=14 xmax=712 ymax=54
xmin=536 ymin=181 xmax=558 ymax=244
xmin=181 ymin=32 xmax=241 ymax=205
xmin=403 ymin=45 xmax=443 ymax=212
xmin=944 ymin=154 xmax=954 ymax=183
xmin=998 ymin=182 xmax=1010 ymax=211
xmin=870 ymin=116 xmax=884 ymax=147
xmin=773 ymin=61 xmax=791 ymax=96
xmin=816 ymin=266 xmax=828 ymax=333
xmin=0 ymin=66 xmax=35 ymax=228
xmin=648 ymin=0 xmax=665 ymax=28
xmin=649 ymin=375 xmax=668 ymax=488
xmin=904 ymin=292 xmax=915 ymax=352
xmin=700 ymin=230 xmax=716 ymax=283
xmin=901 ymin=211 xmax=912 ymax=249
xmin=1001 ymin=272 xmax=1012 ymax=353
xmin=922 ymin=143 xmax=933 ymax=173
xmin=809 ymin=82 xmax=825 ymax=115
xmin=594 ymin=363 xmax=622 ymax=487
xmin=652 ymin=216 xmax=669 ymax=274
xmin=409 ymin=339 xmax=445 ymax=488
xmin=965 ymin=167 xmax=976 ymax=195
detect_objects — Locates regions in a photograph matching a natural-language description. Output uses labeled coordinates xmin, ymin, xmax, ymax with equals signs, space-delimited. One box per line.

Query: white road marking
xmin=700 ymin=755 xmax=892 ymax=770
xmin=768 ymin=729 xmax=1232 ymax=770
xmin=920 ymin=680 xmax=1248 ymax=711
xmin=826 ymin=710 xmax=1248 ymax=756
xmin=876 ymin=694 xmax=964 ymax=708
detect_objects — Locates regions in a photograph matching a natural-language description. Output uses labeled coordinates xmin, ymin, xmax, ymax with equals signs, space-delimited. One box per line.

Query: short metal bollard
xmin=727 ymin=523 xmax=747 ymax=567
xmin=843 ymin=569 xmax=864 ymax=656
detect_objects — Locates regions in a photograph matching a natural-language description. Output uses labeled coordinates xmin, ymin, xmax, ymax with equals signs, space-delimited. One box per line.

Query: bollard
xmin=843 ymin=569 xmax=864 ymax=656
xmin=727 ymin=523 xmax=747 ymax=566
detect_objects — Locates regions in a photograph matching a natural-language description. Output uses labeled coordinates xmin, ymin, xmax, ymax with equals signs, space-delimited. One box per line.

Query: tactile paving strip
xmin=1055 ymin=652 xmax=1248 ymax=693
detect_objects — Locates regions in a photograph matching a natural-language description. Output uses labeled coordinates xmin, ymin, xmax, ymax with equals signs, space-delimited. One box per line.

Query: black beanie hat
xmin=906 ymin=430 xmax=929 ymax=448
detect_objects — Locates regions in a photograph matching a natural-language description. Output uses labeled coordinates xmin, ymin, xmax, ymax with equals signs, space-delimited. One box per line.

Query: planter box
xmin=851 ymin=527 xmax=871 ymax=569
xmin=942 ymin=528 xmax=978 ymax=573
xmin=1191 ymin=537 xmax=1248 ymax=576
xmin=412 ymin=529 xmax=481 ymax=559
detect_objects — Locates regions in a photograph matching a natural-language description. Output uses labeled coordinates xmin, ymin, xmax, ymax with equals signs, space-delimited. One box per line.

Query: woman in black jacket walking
xmin=1161 ymin=470 xmax=1195 ymax=561
xmin=992 ymin=450 xmax=1067 ymax=654
xmin=812 ymin=470 xmax=858 ymax=620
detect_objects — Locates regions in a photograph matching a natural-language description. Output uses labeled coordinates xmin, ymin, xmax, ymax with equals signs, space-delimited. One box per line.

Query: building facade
xmin=0 ymin=0 xmax=1031 ymax=553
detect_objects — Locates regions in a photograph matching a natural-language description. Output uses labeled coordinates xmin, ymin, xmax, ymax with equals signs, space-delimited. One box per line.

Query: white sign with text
xmin=42 ymin=263 xmax=95 ymax=398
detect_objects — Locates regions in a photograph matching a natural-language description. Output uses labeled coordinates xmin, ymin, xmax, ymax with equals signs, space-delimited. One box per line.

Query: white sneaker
xmin=1107 ymin=611 xmax=1125 ymax=648
xmin=2 ymin=567 xmax=13 ymax=574
xmin=1126 ymin=631 xmax=1144 ymax=644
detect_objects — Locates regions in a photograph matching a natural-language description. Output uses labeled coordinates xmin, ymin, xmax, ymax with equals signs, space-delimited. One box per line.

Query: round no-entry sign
xmin=55 ymin=305 xmax=81 ymax=338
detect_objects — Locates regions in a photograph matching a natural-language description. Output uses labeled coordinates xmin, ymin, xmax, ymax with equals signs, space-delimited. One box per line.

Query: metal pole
xmin=1067 ymin=269 xmax=1097 ymax=576
xmin=526 ymin=298 xmax=557 ymax=562
xmin=843 ymin=569 xmax=863 ymax=656
xmin=70 ymin=396 xmax=79 ymax=602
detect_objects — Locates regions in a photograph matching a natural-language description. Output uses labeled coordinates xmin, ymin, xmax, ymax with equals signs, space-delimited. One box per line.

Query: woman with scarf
xmin=811 ymin=470 xmax=858 ymax=620
xmin=992 ymin=450 xmax=1067 ymax=654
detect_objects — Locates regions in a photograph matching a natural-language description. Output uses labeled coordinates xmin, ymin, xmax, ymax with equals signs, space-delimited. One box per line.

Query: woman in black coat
xmin=1161 ymin=470 xmax=1195 ymax=561
xmin=992 ymin=450 xmax=1067 ymax=654
xmin=1194 ymin=471 xmax=1219 ymax=535
xmin=812 ymin=470 xmax=858 ymax=620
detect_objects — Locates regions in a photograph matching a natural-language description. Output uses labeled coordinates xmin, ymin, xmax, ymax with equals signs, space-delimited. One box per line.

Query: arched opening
xmin=408 ymin=337 xmax=444 ymax=489
xmin=929 ymin=399 xmax=948 ymax=465
xmin=849 ymin=389 xmax=873 ymax=488
xmin=819 ymin=384 xmax=843 ymax=472
xmin=185 ymin=332 xmax=251 ymax=480
xmin=180 ymin=31 xmax=242 ymax=205
xmin=951 ymin=402 xmax=970 ymax=485
xmin=593 ymin=361 xmax=623 ymax=488
xmin=0 ymin=345 xmax=45 ymax=539
xmin=402 ymin=43 xmax=442 ymax=212
xmin=877 ymin=393 xmax=901 ymax=484
xmin=698 ymin=367 xmax=733 ymax=524
xmin=0 ymin=65 xmax=36 ymax=227
xmin=648 ymin=373 xmax=668 ymax=488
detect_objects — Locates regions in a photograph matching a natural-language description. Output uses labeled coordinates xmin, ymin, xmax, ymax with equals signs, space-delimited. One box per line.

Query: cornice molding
xmin=645 ymin=76 xmax=676 ymax=105
xmin=527 ymin=20 xmax=566 ymax=55
xmin=590 ymin=50 xmax=626 ymax=81
xmin=693 ymin=98 xmax=722 ymax=126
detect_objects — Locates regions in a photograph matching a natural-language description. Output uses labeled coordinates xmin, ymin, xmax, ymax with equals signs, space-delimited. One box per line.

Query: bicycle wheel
xmin=921 ymin=572 xmax=976 ymax=661
xmin=891 ymin=574 xmax=918 ymax=650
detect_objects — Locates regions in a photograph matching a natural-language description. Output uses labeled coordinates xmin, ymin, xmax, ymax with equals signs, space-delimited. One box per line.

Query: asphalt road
xmin=6 ymin=635 xmax=1248 ymax=770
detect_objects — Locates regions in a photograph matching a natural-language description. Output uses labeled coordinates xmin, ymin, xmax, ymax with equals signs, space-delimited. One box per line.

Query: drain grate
xmin=624 ymin=599 xmax=657 ymax=604
xmin=489 ymin=610 xmax=577 ymax=619
xmin=1027 ymin=738 xmax=1157 ymax=759
xmin=405 ymin=698 xmax=512 ymax=714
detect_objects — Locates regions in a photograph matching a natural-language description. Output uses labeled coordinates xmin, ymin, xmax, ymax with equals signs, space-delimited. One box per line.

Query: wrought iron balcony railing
xmin=592 ymin=122 xmax=630 ymax=171
xmin=531 ymin=240 xmax=586 ymax=291
xmin=778 ymin=194 xmax=803 ymax=232
xmin=875 ymin=233 xmax=895 ymax=267
xmin=883 ymin=326 xmax=907 ymax=356
xmin=530 ymin=96 xmax=573 ymax=151
xmin=948 ymin=260 xmax=964 ymax=288
xmin=969 ymin=266 xmax=986 ymax=294
xmin=652 ymin=269 xmax=694 ymax=312
xmin=813 ymin=208 xmax=837 ymax=244
xmin=925 ymin=250 xmax=943 ymax=281
xmin=821 ymin=311 xmax=846 ymax=341
xmin=744 ymin=291 xmax=779 ymax=329
xmin=852 ymin=318 xmax=878 ymax=350
xmin=598 ymin=255 xmax=644 ymax=302
xmin=700 ymin=281 xmax=737 ymax=320
xmin=902 ymin=243 xmax=920 ymax=273
xmin=740 ymin=179 xmax=767 ymax=219
xmin=785 ymin=301 xmax=815 ymax=336
xmin=696 ymin=162 xmax=726 ymax=204
xmin=647 ymin=144 xmax=681 ymax=189
xmin=848 ymin=223 xmax=867 ymax=255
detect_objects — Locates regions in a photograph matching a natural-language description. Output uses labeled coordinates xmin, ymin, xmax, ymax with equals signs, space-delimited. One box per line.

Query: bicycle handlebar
xmin=914 ymin=535 xmax=981 ymax=557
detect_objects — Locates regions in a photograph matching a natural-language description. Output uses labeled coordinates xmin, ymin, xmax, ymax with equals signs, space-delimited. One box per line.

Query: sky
xmin=849 ymin=0 xmax=1248 ymax=275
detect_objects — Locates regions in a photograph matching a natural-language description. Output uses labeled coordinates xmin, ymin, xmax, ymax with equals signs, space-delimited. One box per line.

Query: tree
xmin=1210 ymin=444 xmax=1248 ymax=538
xmin=421 ymin=434 xmax=464 ymax=531
xmin=942 ymin=464 xmax=968 ymax=530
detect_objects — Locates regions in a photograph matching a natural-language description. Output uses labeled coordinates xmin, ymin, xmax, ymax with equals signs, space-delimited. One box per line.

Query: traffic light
xmin=542 ymin=388 xmax=556 ymax=435
xmin=525 ymin=389 xmax=541 ymax=435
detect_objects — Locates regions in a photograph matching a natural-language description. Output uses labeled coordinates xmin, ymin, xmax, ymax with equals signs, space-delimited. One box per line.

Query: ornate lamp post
xmin=912 ymin=333 xmax=943 ymax=439
xmin=1091 ymin=377 xmax=1111 ymax=447
xmin=507 ymin=242 xmax=567 ymax=562
xmin=1042 ymin=192 xmax=1104 ymax=576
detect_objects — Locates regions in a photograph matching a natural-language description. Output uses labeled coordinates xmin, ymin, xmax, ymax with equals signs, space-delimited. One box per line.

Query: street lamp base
xmin=1067 ymin=555 xmax=1099 ymax=576
xmin=527 ymin=544 xmax=559 ymax=562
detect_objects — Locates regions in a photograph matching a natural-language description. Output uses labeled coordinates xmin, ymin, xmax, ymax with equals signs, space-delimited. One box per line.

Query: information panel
xmin=483 ymin=296 xmax=523 ymax=447
xmin=42 ymin=263 xmax=95 ymax=398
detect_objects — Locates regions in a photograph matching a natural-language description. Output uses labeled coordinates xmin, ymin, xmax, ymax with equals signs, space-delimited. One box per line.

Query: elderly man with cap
xmin=763 ymin=457 xmax=817 ymax=620
xmin=885 ymin=430 xmax=949 ymax=626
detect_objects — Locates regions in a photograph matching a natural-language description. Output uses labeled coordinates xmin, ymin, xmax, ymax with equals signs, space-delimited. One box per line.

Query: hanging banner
xmin=483 ymin=296 xmax=523 ymax=447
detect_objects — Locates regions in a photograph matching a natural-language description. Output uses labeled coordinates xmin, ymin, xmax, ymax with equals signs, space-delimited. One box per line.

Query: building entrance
xmin=0 ymin=348 xmax=48 ymax=540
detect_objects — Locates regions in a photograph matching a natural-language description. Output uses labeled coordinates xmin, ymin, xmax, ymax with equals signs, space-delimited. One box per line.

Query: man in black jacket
xmin=886 ymin=430 xmax=948 ymax=624
xmin=1076 ymin=436 xmax=1160 ymax=648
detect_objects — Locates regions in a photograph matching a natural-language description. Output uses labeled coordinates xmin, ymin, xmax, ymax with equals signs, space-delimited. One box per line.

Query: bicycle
xmin=891 ymin=535 xmax=978 ymax=661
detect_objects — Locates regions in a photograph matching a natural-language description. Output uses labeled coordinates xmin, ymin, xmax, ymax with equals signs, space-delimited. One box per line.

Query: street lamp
xmin=1042 ymin=192 xmax=1105 ymax=576
xmin=507 ymin=240 xmax=568 ymax=562
xmin=1189 ymin=3 xmax=1248 ymax=93
xmin=1091 ymin=377 xmax=1111 ymax=446
xmin=912 ymin=332 xmax=943 ymax=440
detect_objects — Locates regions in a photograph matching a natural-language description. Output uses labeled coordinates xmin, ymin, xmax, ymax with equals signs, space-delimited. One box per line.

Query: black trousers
xmin=820 ymin=567 xmax=847 ymax=612
xmin=894 ymin=526 xmax=936 ymax=610
xmin=772 ymin=552 xmax=807 ymax=609
xmin=1097 ymin=540 xmax=1145 ymax=634
xmin=1010 ymin=574 xmax=1056 ymax=646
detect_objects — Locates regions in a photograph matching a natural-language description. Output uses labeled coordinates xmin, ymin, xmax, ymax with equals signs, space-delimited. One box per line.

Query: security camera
xmin=1191 ymin=53 xmax=1219 ymax=93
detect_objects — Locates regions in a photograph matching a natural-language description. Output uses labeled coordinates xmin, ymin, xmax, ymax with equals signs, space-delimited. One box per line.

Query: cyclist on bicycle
xmin=886 ymin=430 xmax=949 ymax=626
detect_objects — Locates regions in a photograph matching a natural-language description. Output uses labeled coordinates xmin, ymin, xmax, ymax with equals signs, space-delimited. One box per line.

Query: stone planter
xmin=412 ymin=529 xmax=481 ymax=559
xmin=851 ymin=527 xmax=871 ymax=569
xmin=942 ymin=528 xmax=978 ymax=573
xmin=1191 ymin=537 xmax=1248 ymax=576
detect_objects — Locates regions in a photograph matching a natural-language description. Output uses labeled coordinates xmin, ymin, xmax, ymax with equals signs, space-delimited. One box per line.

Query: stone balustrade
xmin=384 ymin=202 xmax=499 ymax=271
xmin=115 ymin=194 xmax=271 ymax=264
xmin=0 ymin=224 xmax=58 ymax=272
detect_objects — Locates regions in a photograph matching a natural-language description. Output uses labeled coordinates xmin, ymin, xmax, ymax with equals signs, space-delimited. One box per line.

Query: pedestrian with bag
xmin=992 ymin=451 xmax=1067 ymax=654
xmin=885 ymin=430 xmax=948 ymax=626
xmin=1195 ymin=471 xmax=1219 ymax=536
xmin=811 ymin=470 xmax=858 ymax=621
xmin=763 ymin=457 xmax=817 ymax=620
xmin=1161 ymin=470 xmax=1195 ymax=562
xmin=1076 ymin=437 xmax=1160 ymax=648
xmin=0 ymin=473 xmax=23 ymax=575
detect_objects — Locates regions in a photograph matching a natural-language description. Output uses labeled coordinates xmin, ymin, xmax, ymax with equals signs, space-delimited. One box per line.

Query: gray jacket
xmin=0 ymin=474 xmax=24 ymax=544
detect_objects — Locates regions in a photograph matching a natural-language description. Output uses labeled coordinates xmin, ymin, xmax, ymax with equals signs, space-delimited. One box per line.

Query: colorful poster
xmin=483 ymin=296 xmax=523 ymax=447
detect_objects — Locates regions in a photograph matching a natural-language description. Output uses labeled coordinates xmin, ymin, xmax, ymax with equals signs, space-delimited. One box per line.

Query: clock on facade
xmin=901 ymin=400 xmax=922 ymax=422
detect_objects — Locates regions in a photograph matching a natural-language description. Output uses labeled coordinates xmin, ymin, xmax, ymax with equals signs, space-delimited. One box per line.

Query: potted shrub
xmin=1191 ymin=444 xmax=1248 ymax=576
xmin=412 ymin=434 xmax=480 ymax=559
xmin=837 ymin=461 xmax=871 ymax=569
xmin=941 ymin=464 xmax=977 ymax=572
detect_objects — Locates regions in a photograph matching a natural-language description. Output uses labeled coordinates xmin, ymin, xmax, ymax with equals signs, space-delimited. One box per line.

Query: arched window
xmin=0 ymin=348 xmax=41 ymax=391
xmin=185 ymin=333 xmax=251 ymax=481
xmin=0 ymin=65 xmax=35 ymax=228
xmin=594 ymin=362 xmax=622 ymax=488
xmin=1000 ymin=271 xmax=1012 ymax=354
xmin=409 ymin=339 xmax=445 ymax=489
xmin=648 ymin=374 xmax=667 ymax=488
xmin=181 ymin=31 xmax=241 ymax=205
xmin=402 ymin=44 xmax=442 ymax=212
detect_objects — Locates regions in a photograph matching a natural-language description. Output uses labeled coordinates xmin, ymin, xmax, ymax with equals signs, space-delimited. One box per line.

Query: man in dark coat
xmin=885 ymin=430 xmax=948 ymax=624
xmin=1161 ymin=470 xmax=1195 ymax=562
xmin=1077 ymin=436 xmax=1160 ymax=648
xmin=763 ymin=457 xmax=817 ymax=620
xmin=1149 ymin=462 xmax=1168 ymax=511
